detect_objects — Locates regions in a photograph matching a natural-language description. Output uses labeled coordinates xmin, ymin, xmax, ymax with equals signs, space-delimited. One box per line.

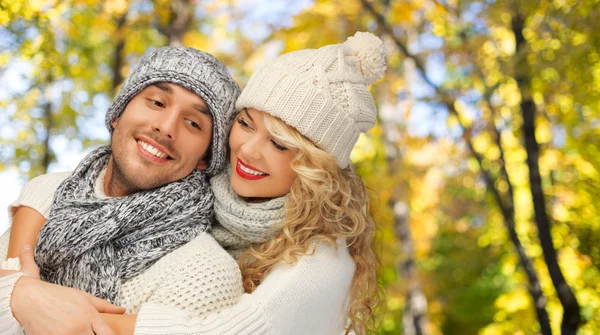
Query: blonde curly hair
xmin=238 ymin=113 xmax=379 ymax=334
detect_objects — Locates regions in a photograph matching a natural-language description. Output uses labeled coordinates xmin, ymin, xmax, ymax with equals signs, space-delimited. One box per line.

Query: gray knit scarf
xmin=35 ymin=145 xmax=213 ymax=304
xmin=209 ymin=168 xmax=285 ymax=259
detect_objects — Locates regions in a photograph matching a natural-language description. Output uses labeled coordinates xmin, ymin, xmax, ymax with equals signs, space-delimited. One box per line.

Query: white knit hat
xmin=235 ymin=31 xmax=386 ymax=168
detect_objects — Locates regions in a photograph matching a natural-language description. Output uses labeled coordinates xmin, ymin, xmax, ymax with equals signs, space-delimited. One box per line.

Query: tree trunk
xmin=41 ymin=72 xmax=54 ymax=174
xmin=511 ymin=13 xmax=581 ymax=334
xmin=392 ymin=200 xmax=431 ymax=335
xmin=111 ymin=10 xmax=129 ymax=91
xmin=359 ymin=1 xmax=553 ymax=332
xmin=504 ymin=209 xmax=552 ymax=334
xmin=380 ymin=118 xmax=432 ymax=334
xmin=162 ymin=0 xmax=194 ymax=46
xmin=462 ymin=111 xmax=552 ymax=335
xmin=490 ymin=106 xmax=552 ymax=335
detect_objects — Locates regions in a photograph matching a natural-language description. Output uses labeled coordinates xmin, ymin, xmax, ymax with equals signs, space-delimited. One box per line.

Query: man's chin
xmin=112 ymin=158 xmax=193 ymax=190
xmin=129 ymin=176 xmax=172 ymax=191
xmin=114 ymin=167 xmax=170 ymax=192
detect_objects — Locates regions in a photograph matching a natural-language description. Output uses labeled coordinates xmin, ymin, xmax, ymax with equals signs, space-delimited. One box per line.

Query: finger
xmin=91 ymin=316 xmax=117 ymax=335
xmin=86 ymin=294 xmax=126 ymax=314
xmin=19 ymin=244 xmax=41 ymax=278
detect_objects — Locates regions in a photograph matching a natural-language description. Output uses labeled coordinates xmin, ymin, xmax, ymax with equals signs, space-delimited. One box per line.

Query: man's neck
xmin=104 ymin=157 xmax=135 ymax=197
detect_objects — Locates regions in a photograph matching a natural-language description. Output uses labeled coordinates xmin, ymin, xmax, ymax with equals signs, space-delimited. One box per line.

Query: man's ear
xmin=196 ymin=159 xmax=208 ymax=171
xmin=111 ymin=117 xmax=120 ymax=129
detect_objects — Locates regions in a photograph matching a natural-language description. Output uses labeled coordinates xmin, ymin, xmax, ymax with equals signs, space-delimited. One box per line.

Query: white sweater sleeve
xmin=134 ymin=240 xmax=355 ymax=335
xmin=7 ymin=171 xmax=71 ymax=222
xmin=0 ymin=272 xmax=26 ymax=335
xmin=135 ymin=295 xmax=270 ymax=335
xmin=0 ymin=172 xmax=70 ymax=334
xmin=1 ymin=172 xmax=70 ymax=270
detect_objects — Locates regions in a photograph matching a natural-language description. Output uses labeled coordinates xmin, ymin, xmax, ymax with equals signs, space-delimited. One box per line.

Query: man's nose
xmin=151 ymin=110 xmax=179 ymax=139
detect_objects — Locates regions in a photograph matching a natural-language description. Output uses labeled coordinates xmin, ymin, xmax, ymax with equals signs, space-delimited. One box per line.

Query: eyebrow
xmin=153 ymin=83 xmax=211 ymax=117
xmin=153 ymin=83 xmax=173 ymax=93
xmin=243 ymin=108 xmax=254 ymax=122
xmin=194 ymin=103 xmax=211 ymax=117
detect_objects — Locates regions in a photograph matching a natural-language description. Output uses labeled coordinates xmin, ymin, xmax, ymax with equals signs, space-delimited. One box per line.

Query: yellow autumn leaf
xmin=495 ymin=289 xmax=531 ymax=313
xmin=183 ymin=31 xmax=211 ymax=52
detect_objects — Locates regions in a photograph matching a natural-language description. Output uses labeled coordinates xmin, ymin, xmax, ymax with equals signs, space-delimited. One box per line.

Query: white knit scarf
xmin=209 ymin=168 xmax=285 ymax=259
xmin=35 ymin=145 xmax=214 ymax=304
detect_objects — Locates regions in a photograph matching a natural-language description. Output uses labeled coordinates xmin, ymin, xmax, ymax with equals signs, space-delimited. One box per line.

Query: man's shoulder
xmin=23 ymin=171 xmax=72 ymax=194
xmin=9 ymin=171 xmax=74 ymax=221
xmin=28 ymin=171 xmax=72 ymax=185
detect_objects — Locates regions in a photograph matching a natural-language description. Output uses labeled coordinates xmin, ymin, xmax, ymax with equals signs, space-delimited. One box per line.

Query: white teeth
xmin=238 ymin=162 xmax=266 ymax=176
xmin=138 ymin=140 xmax=168 ymax=159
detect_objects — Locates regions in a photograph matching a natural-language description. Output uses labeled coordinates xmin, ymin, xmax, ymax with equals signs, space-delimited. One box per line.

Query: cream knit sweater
xmin=0 ymin=172 xmax=355 ymax=334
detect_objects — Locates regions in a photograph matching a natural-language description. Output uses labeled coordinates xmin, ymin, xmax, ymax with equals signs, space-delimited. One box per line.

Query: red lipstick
xmin=235 ymin=159 xmax=269 ymax=180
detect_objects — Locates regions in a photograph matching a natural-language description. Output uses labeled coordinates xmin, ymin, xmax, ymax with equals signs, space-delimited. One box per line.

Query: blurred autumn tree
xmin=1 ymin=0 xmax=599 ymax=334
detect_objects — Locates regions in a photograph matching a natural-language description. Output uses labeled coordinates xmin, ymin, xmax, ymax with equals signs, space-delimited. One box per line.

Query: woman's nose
xmin=240 ymin=136 xmax=263 ymax=161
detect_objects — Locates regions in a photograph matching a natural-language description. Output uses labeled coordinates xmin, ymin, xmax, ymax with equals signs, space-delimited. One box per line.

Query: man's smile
xmin=135 ymin=136 xmax=173 ymax=163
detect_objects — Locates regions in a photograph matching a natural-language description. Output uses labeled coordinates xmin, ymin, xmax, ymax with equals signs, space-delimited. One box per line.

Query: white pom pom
xmin=343 ymin=31 xmax=386 ymax=85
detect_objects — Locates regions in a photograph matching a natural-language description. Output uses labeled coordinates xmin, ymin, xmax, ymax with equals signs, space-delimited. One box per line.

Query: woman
xmin=1 ymin=31 xmax=386 ymax=334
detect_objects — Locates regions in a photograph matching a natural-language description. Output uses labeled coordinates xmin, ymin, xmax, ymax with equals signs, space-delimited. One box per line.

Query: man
xmin=0 ymin=46 xmax=241 ymax=334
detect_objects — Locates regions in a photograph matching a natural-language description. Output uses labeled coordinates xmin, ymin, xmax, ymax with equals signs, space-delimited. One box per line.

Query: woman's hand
xmin=7 ymin=245 xmax=126 ymax=335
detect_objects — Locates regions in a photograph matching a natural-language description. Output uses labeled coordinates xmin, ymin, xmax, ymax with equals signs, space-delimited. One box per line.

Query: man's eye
xmin=186 ymin=119 xmax=201 ymax=129
xmin=151 ymin=100 xmax=165 ymax=108
xmin=271 ymin=139 xmax=288 ymax=152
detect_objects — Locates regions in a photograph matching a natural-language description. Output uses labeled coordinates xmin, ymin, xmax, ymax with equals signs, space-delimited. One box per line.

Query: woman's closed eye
xmin=237 ymin=117 xmax=252 ymax=129
xmin=270 ymin=139 xmax=288 ymax=151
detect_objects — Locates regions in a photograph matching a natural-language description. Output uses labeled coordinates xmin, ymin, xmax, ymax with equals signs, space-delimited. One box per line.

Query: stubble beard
xmin=108 ymin=150 xmax=173 ymax=195
xmin=107 ymin=130 xmax=171 ymax=196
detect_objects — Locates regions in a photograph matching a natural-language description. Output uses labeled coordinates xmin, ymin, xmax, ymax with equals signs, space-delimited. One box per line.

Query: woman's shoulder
xmin=249 ymin=238 xmax=355 ymax=334
xmin=264 ymin=238 xmax=355 ymax=286
xmin=306 ymin=238 xmax=354 ymax=265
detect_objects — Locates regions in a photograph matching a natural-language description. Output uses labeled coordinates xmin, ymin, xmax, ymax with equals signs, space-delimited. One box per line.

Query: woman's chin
xmin=230 ymin=181 xmax=256 ymax=198
xmin=230 ymin=175 xmax=291 ymax=199
xmin=231 ymin=185 xmax=286 ymax=201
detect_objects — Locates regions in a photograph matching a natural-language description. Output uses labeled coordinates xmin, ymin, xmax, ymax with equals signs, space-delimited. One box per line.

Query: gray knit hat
xmin=106 ymin=46 xmax=241 ymax=176
xmin=236 ymin=32 xmax=386 ymax=168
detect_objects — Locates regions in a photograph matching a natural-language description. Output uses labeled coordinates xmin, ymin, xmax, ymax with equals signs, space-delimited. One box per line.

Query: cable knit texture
xmin=35 ymin=146 xmax=215 ymax=304
xmin=235 ymin=31 xmax=386 ymax=168
xmin=0 ymin=272 xmax=25 ymax=334
xmin=210 ymin=167 xmax=285 ymax=259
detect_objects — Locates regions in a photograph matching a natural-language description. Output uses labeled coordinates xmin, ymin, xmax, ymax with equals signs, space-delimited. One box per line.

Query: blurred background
xmin=1 ymin=0 xmax=599 ymax=334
